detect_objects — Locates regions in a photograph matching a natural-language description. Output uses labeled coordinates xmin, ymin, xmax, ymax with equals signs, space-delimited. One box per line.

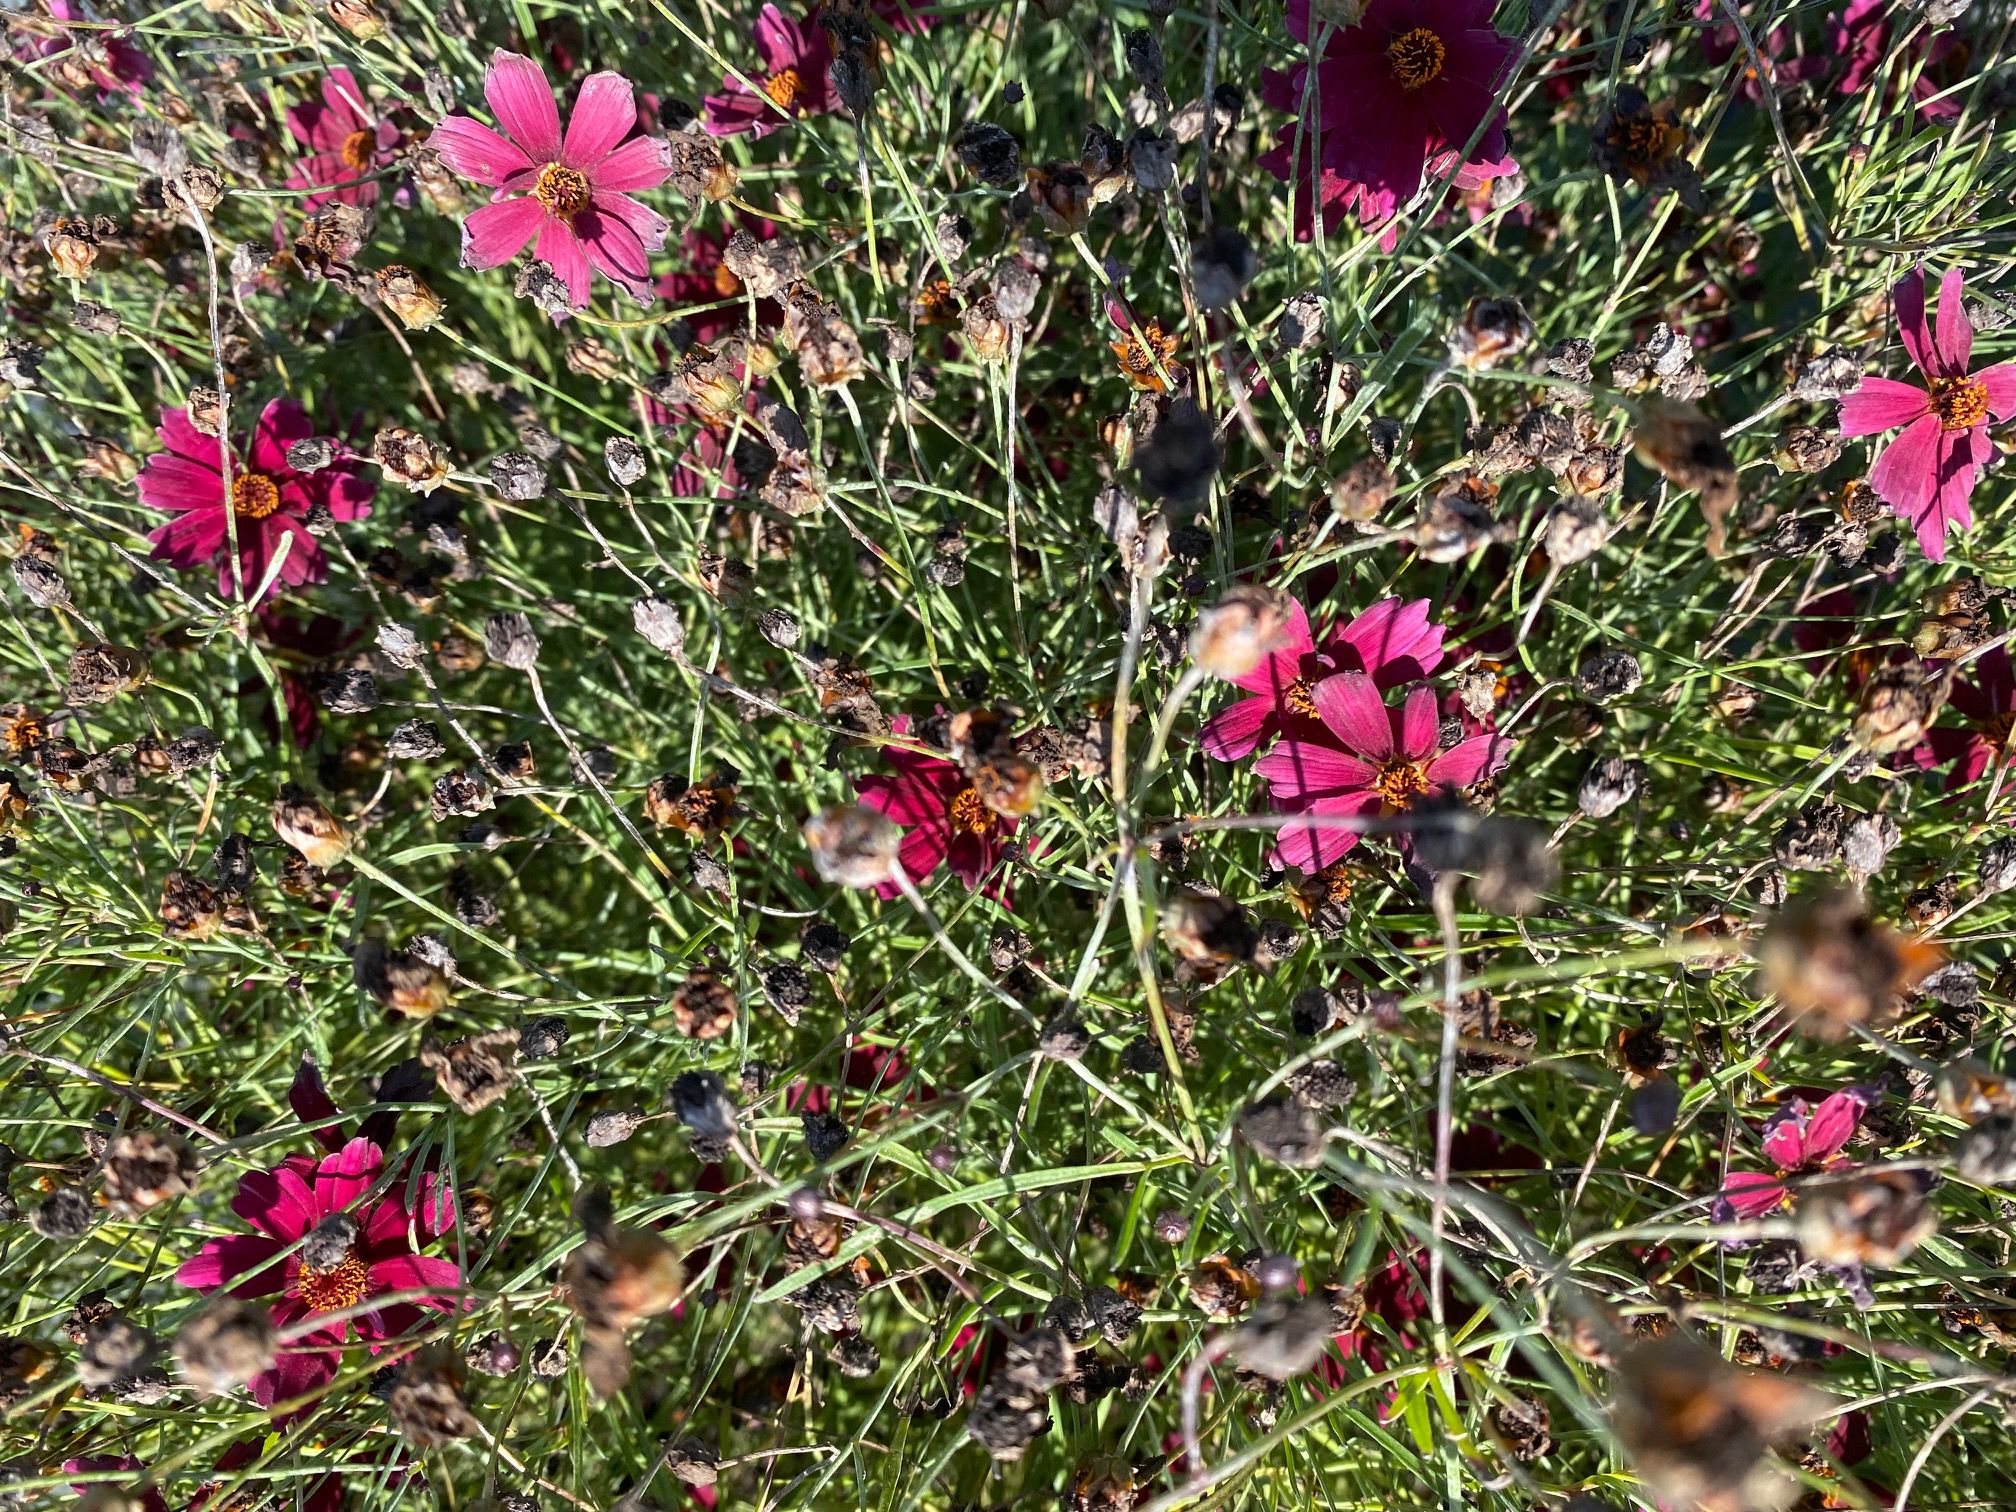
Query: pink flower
xmin=1713 ymin=1086 xmax=1873 ymax=1222
xmin=703 ymin=4 xmax=835 ymax=138
xmin=429 ymin=50 xmax=671 ymax=310
xmin=1837 ymin=266 xmax=2016 ymax=562
xmin=175 ymin=1136 xmax=460 ymax=1409
xmin=1259 ymin=0 xmax=1517 ymax=242
xmin=285 ymin=68 xmax=400 ymax=209
xmin=23 ymin=0 xmax=153 ymax=99
xmin=1201 ymin=596 xmax=1447 ymax=761
xmin=137 ymin=400 xmax=374 ymax=594
xmin=855 ymin=717 xmax=1019 ymax=900
xmin=1692 ymin=0 xmax=1825 ymax=103
xmin=1255 ymin=671 xmax=1510 ymax=872
xmin=1832 ymin=0 xmax=1965 ymax=122
xmin=1916 ymin=644 xmax=2016 ymax=788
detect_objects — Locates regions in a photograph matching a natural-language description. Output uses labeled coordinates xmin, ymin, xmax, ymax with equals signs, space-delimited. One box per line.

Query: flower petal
xmin=365 ymin=1253 xmax=463 ymax=1300
xmin=1932 ymin=265 xmax=1972 ymax=374
xmin=175 ymin=1234 xmax=287 ymax=1295
xmin=311 ymin=1137 xmax=383 ymax=1217
xmin=460 ymin=196 xmax=545 ymax=270
xmin=534 ymin=218 xmax=592 ymax=309
xmin=1254 ymin=739 xmax=1379 ymax=800
xmin=484 ymin=49 xmax=562 ymax=163
xmin=1868 ymin=411 xmax=1941 ymax=519
xmin=1230 ymin=599 xmax=1314 ymax=694
xmin=1310 ymin=671 xmax=1394 ymax=760
xmin=562 ymin=71 xmax=637 ymax=169
xmin=1398 ymin=686 xmax=1440 ymax=761
xmin=233 ymin=1166 xmax=316 ymax=1241
xmin=754 ymin=3 xmax=807 ymax=71
xmin=1837 ymin=376 xmax=1929 ymax=437
xmin=1803 ymin=1087 xmax=1873 ymax=1163
xmin=1760 ymin=1102 xmax=1811 ymax=1169
xmin=428 ymin=114 xmax=533 ymax=188
xmin=1269 ymin=792 xmax=1382 ymax=873
xmin=1719 ymin=1171 xmax=1789 ymax=1220
xmin=147 ymin=509 xmax=228 ymax=573
xmin=857 ymin=770 xmax=949 ymax=826
xmin=1198 ymin=695 xmax=1278 ymax=761
xmin=1424 ymin=733 xmax=1510 ymax=790
xmin=158 ymin=406 xmax=224 ymax=465
xmin=138 ymin=453 xmax=225 ymax=514
xmin=1892 ymin=266 xmax=1936 ymax=376
xmin=1975 ymin=362 xmax=2016 ymax=421
xmin=250 ymin=399 xmax=313 ymax=475
xmin=1334 ymin=597 xmax=1445 ymax=686
xmin=590 ymin=133 xmax=672 ymax=192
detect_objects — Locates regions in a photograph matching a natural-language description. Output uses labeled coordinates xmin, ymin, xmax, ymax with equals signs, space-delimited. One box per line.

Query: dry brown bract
xmin=66 ymin=644 xmax=147 ymax=705
xmin=419 ymin=1030 xmax=519 ymax=1113
xmin=1756 ymin=888 xmax=1942 ymax=1041
xmin=1611 ymin=1334 xmax=1831 ymax=1512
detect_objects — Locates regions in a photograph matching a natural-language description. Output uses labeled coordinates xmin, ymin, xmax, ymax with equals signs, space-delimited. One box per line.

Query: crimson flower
xmin=1260 ymin=0 xmax=1518 ymax=242
xmin=656 ymin=219 xmax=782 ymax=343
xmin=22 ymin=0 xmax=153 ymax=99
xmin=175 ymin=1137 xmax=460 ymax=1408
xmin=137 ymin=400 xmax=374 ymax=594
xmin=429 ymin=50 xmax=671 ymax=309
xmin=64 ymin=1459 xmax=166 ymax=1512
xmin=285 ymin=68 xmax=400 ymax=209
xmin=855 ymin=718 xmax=1018 ymax=900
xmin=1833 ymin=0 xmax=1965 ymax=122
xmin=1200 ymin=596 xmax=1447 ymax=761
xmin=1255 ymin=672 xmax=1510 ymax=873
xmin=1839 ymin=267 xmax=2015 ymax=562
xmin=1713 ymin=1086 xmax=1872 ymax=1222
xmin=703 ymin=4 xmax=835 ymax=138
xmin=1916 ymin=644 xmax=2016 ymax=789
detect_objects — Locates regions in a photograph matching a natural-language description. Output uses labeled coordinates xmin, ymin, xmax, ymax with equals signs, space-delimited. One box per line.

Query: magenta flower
xmin=137 ymin=400 xmax=374 ymax=594
xmin=855 ymin=717 xmax=1019 ymax=900
xmin=703 ymin=4 xmax=835 ymax=138
xmin=429 ymin=50 xmax=671 ymax=309
xmin=1838 ymin=267 xmax=2016 ymax=562
xmin=657 ymin=218 xmax=782 ymax=343
xmin=285 ymin=68 xmax=400 ymax=210
xmin=1914 ymin=644 xmax=2016 ymax=789
xmin=24 ymin=0 xmax=153 ymax=99
xmin=1255 ymin=672 xmax=1510 ymax=873
xmin=1201 ymin=596 xmax=1447 ymax=761
xmin=1259 ymin=0 xmax=1517 ymax=241
xmin=1713 ymin=1086 xmax=1873 ymax=1222
xmin=1832 ymin=0 xmax=1965 ymax=123
xmin=176 ymin=1136 xmax=459 ymax=1408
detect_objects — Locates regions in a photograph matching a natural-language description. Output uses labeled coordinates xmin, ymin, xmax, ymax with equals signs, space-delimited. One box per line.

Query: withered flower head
xmin=1935 ymin=1058 xmax=2016 ymax=1125
xmin=1756 ymin=888 xmax=1942 ymax=1041
xmin=1612 ymin=1333 xmax=1831 ymax=1512
xmin=1111 ymin=317 xmax=1184 ymax=393
xmin=173 ymin=1298 xmax=276 ymax=1397
xmin=666 ymin=130 xmax=738 ymax=202
xmin=372 ymin=426 xmax=450 ymax=493
xmin=1025 ymin=161 xmax=1093 ymax=233
xmin=669 ymin=969 xmax=736 ymax=1039
xmin=328 ymin=0 xmax=387 ymax=39
xmin=563 ymin=1188 xmax=685 ymax=1398
xmin=375 ymin=265 xmax=445 ymax=330
xmin=1795 ymin=1168 xmax=1937 ymax=1269
xmin=100 ymin=1131 xmax=197 ymax=1213
xmin=1187 ymin=1255 xmax=1262 ymax=1318
xmin=1160 ymin=888 xmax=1258 ymax=965
xmin=353 ymin=938 xmax=451 ymax=1019
xmin=419 ymin=1030 xmax=520 ymax=1114
xmin=1190 ymin=584 xmax=1295 ymax=681
xmin=1851 ymin=663 xmax=1948 ymax=755
xmin=386 ymin=1344 xmax=479 ymax=1447
xmin=1594 ymin=87 xmax=1703 ymax=209
xmin=45 ymin=217 xmax=101 ymax=280
xmin=803 ymin=803 xmax=903 ymax=889
xmin=971 ymin=754 xmax=1045 ymax=819
xmin=158 ymin=869 xmax=225 ymax=941
xmin=1447 ymin=296 xmax=1534 ymax=372
xmin=273 ymin=783 xmax=352 ymax=869
xmin=961 ymin=295 xmax=1013 ymax=363
xmin=1632 ymin=397 xmax=1737 ymax=556
xmin=0 ymin=767 xmax=33 ymax=835
xmin=65 ymin=644 xmax=148 ymax=706
xmin=643 ymin=771 xmax=740 ymax=836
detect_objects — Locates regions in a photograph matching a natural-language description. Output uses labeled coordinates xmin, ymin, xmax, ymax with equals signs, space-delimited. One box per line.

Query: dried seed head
xmin=484 ymin=612 xmax=541 ymax=671
xmin=1955 ymin=1112 xmax=2016 ymax=1185
xmin=1228 ymin=1298 xmax=1335 ymax=1380
xmin=585 ymin=1109 xmax=645 ymax=1147
xmin=666 ymin=129 xmax=736 ymax=201
xmin=1842 ymin=812 xmax=1900 ymax=883
xmin=1757 ymin=888 xmax=1942 ymax=1041
xmin=1576 ymin=648 xmax=1643 ymax=702
xmin=11 ymin=549 xmax=70 ymax=610
xmin=633 ymin=596 xmax=689 ymax=659
xmin=1160 ymin=888 xmax=1258 ymax=963
xmin=803 ymin=804 xmax=903 ymax=889
xmin=1190 ymin=585 xmax=1295 ymax=681
xmin=386 ymin=1346 xmax=479 ymax=1447
xmin=375 ymin=265 xmax=445 ymax=330
xmin=670 ymin=1071 xmax=739 ymax=1140
xmin=1543 ymin=496 xmax=1611 ymax=565
xmin=272 ymin=784 xmax=351 ymax=869
xmin=669 ymin=969 xmax=736 ymax=1040
xmin=66 ymin=644 xmax=147 ymax=705
xmin=488 ymin=451 xmax=548 ymax=502
xmin=353 ymin=938 xmax=452 ymax=1019
xmin=1795 ymin=1169 xmax=1937 ymax=1268
xmin=1238 ymin=1097 xmax=1326 ymax=1167
xmin=419 ymin=1030 xmax=520 ymax=1114
xmin=174 ymin=1298 xmax=276 ymax=1397
xmin=604 ymin=437 xmax=647 ymax=487
xmin=1851 ymin=664 xmax=1947 ymax=755
xmin=1136 ymin=398 xmax=1220 ymax=504
xmin=956 ymin=121 xmax=1024 ymax=187
xmin=373 ymin=427 xmax=450 ymax=493
xmin=1577 ymin=757 xmax=1641 ymax=819
xmin=99 ymin=1131 xmax=197 ymax=1213
xmin=1633 ymin=397 xmax=1737 ymax=555
xmin=1448 ymin=296 xmax=1534 ymax=371
xmin=1190 ymin=227 xmax=1256 ymax=311
xmin=1187 ymin=1255 xmax=1261 ymax=1317
xmin=1978 ymin=836 xmax=2016 ymax=895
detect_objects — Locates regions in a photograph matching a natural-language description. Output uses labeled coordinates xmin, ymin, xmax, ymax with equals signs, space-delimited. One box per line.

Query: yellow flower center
xmin=948 ymin=786 xmax=993 ymax=835
xmin=295 ymin=1249 xmax=370 ymax=1312
xmin=1982 ymin=711 xmax=2014 ymax=751
xmin=230 ymin=473 xmax=283 ymax=520
xmin=1375 ymin=757 xmax=1431 ymax=809
xmin=533 ymin=163 xmax=591 ymax=219
xmin=1929 ymin=375 xmax=1990 ymax=432
xmin=1387 ymin=27 xmax=1446 ymax=89
xmin=1283 ymin=677 xmax=1318 ymax=718
xmin=763 ymin=67 xmax=804 ymax=110
xmin=1110 ymin=319 xmax=1182 ymax=392
xmin=339 ymin=127 xmax=376 ymax=173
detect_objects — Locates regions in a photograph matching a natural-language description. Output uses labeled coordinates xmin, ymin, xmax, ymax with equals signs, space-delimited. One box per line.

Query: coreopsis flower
xmin=657 ymin=219 xmax=780 ymax=342
xmin=1915 ymin=643 xmax=2016 ymax=787
xmin=285 ymin=68 xmax=400 ymax=209
xmin=1199 ymin=596 xmax=1447 ymax=760
xmin=1713 ymin=1085 xmax=1874 ymax=1222
xmin=1258 ymin=0 xmax=1518 ymax=242
xmin=1692 ymin=0 xmax=1824 ymax=103
xmin=1832 ymin=0 xmax=1966 ymax=123
xmin=1255 ymin=672 xmax=1511 ymax=872
xmin=704 ymin=5 xmax=836 ymax=137
xmin=137 ymin=400 xmax=374 ymax=592
xmin=21 ymin=0 xmax=154 ymax=99
xmin=428 ymin=51 xmax=671 ymax=308
xmin=174 ymin=1137 xmax=459 ymax=1408
xmin=856 ymin=718 xmax=1021 ymax=900
xmin=1838 ymin=267 xmax=2015 ymax=561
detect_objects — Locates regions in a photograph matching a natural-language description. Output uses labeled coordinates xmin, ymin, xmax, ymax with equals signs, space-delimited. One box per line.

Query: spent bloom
xmin=1259 ymin=0 xmax=1518 ymax=243
xmin=175 ymin=1136 xmax=459 ymax=1408
xmin=1255 ymin=672 xmax=1510 ymax=872
xmin=1200 ymin=596 xmax=1447 ymax=761
xmin=855 ymin=717 xmax=1020 ymax=901
xmin=1838 ymin=267 xmax=2015 ymax=562
xmin=285 ymin=68 xmax=400 ymax=209
xmin=703 ymin=4 xmax=835 ymax=138
xmin=1712 ymin=1085 xmax=1874 ymax=1222
xmin=429 ymin=50 xmax=671 ymax=308
xmin=137 ymin=400 xmax=374 ymax=593
xmin=19 ymin=0 xmax=153 ymax=99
